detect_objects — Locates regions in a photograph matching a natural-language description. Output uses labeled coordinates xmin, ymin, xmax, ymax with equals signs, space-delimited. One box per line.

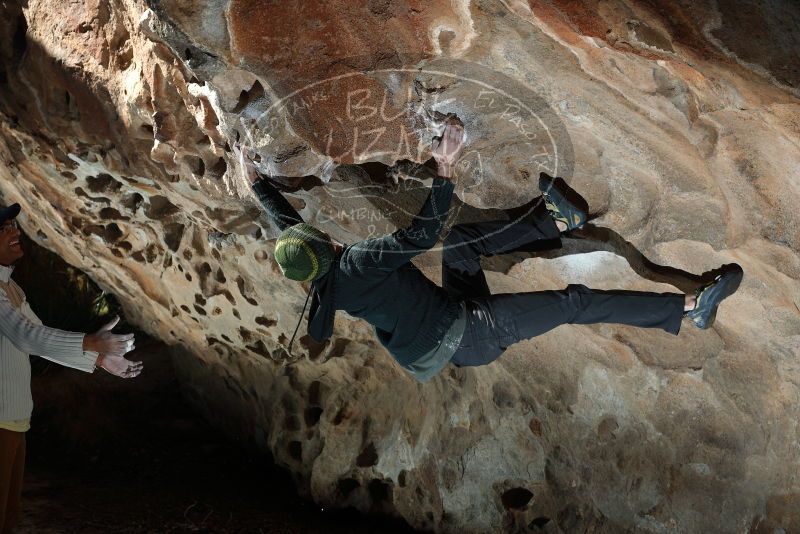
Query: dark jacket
xmin=252 ymin=177 xmax=460 ymax=367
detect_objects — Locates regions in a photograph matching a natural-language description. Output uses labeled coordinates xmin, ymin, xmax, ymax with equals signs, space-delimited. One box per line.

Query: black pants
xmin=442 ymin=200 xmax=685 ymax=367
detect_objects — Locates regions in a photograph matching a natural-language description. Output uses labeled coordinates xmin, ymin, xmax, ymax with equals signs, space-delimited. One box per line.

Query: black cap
xmin=0 ymin=203 xmax=20 ymax=225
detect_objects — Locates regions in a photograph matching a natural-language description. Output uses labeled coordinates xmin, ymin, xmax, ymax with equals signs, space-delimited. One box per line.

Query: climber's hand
xmin=236 ymin=145 xmax=262 ymax=184
xmin=432 ymin=117 xmax=466 ymax=180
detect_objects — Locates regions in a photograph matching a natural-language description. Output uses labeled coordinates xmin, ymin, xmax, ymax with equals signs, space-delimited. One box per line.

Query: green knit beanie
xmin=274 ymin=223 xmax=335 ymax=282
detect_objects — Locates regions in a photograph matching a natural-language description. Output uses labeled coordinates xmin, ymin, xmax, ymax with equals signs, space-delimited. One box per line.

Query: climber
xmin=0 ymin=202 xmax=142 ymax=532
xmin=237 ymin=117 xmax=743 ymax=381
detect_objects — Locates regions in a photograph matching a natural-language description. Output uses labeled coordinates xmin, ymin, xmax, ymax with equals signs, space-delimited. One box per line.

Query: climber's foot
xmin=538 ymin=172 xmax=588 ymax=231
xmin=684 ymin=264 xmax=744 ymax=329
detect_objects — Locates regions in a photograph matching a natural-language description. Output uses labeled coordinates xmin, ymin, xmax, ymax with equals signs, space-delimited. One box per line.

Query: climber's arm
xmin=238 ymin=147 xmax=304 ymax=231
xmin=345 ymin=118 xmax=464 ymax=272
xmin=347 ymin=177 xmax=455 ymax=271
xmin=251 ymin=177 xmax=304 ymax=232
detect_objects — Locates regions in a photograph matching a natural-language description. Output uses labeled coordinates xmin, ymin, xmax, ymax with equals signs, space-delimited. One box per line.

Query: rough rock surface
xmin=1 ymin=0 xmax=799 ymax=532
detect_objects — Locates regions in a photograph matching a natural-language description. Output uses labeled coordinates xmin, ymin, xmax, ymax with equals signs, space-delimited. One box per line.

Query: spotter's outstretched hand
xmin=84 ymin=316 xmax=135 ymax=358
xmin=97 ymin=354 xmax=143 ymax=378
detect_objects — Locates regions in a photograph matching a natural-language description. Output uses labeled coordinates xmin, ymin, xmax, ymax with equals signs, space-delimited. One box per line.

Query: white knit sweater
xmin=0 ymin=264 xmax=97 ymax=422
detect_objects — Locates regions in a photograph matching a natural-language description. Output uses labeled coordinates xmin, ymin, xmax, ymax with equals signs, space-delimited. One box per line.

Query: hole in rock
xmin=232 ymin=308 xmax=240 ymax=319
xmin=103 ymin=223 xmax=123 ymax=243
xmin=235 ymin=275 xmax=259 ymax=306
xmin=327 ymin=338 xmax=350 ymax=359
xmin=238 ymin=327 xmax=253 ymax=342
xmin=298 ymin=335 xmax=327 ymax=360
xmin=438 ymin=29 xmax=456 ymax=51
xmin=529 ymin=417 xmax=543 ymax=437
xmin=246 ymin=340 xmax=271 ymax=359
xmin=273 ymin=145 xmax=308 ymax=164
xmin=192 ymin=304 xmax=207 ymax=316
xmin=120 ymin=192 xmax=144 ymax=213
xmin=255 ymin=315 xmax=276 ymax=328
xmin=501 ymin=487 xmax=533 ymax=510
xmin=232 ymin=80 xmax=265 ymax=113
xmin=82 ymin=224 xmax=105 ymax=238
xmin=74 ymin=187 xmax=111 ymax=204
xmin=196 ymin=262 xmax=212 ymax=291
xmin=332 ymin=406 xmax=349 ymax=426
xmin=492 ymin=382 xmax=516 ymax=409
xmin=398 ymin=470 xmax=407 ymax=487
xmin=184 ymin=155 xmax=204 ymax=176
xmin=529 ymin=516 xmax=551 ymax=529
xmin=597 ymin=415 xmax=619 ymax=440
xmin=144 ymin=244 xmax=160 ymax=263
xmin=99 ymin=207 xmax=126 ymax=221
xmin=283 ymin=416 xmax=300 ymax=432
xmin=63 ymin=90 xmax=79 ymax=121
xmin=368 ymin=479 xmax=391 ymax=504
xmin=337 ymin=478 xmax=359 ymax=497
xmin=207 ymin=157 xmax=227 ymax=179
xmin=308 ymin=381 xmax=321 ymax=405
xmin=194 ymin=294 xmax=206 ymax=306
xmin=144 ymin=195 xmax=179 ymax=220
xmin=356 ymin=443 xmax=378 ymax=467
xmin=117 ymin=45 xmax=133 ymax=70
xmin=287 ymin=441 xmax=302 ymax=461
xmin=86 ymin=173 xmax=122 ymax=194
xmin=163 ymin=222 xmax=185 ymax=252
xmin=304 ymin=407 xmax=323 ymax=427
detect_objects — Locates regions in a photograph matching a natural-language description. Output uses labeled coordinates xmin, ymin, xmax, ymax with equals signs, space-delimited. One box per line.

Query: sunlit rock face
xmin=1 ymin=0 xmax=799 ymax=531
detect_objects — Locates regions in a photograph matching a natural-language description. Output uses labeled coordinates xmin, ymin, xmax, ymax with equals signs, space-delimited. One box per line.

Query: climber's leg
xmin=450 ymin=284 xmax=684 ymax=367
xmin=442 ymin=199 xmax=561 ymax=300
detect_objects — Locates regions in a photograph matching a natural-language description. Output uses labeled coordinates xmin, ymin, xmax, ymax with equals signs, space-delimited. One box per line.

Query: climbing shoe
xmin=684 ymin=264 xmax=744 ymax=329
xmin=538 ymin=172 xmax=588 ymax=231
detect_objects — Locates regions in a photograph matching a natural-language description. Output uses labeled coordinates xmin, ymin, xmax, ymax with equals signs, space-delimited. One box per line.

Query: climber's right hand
xmin=236 ymin=145 xmax=262 ymax=184
xmin=432 ymin=117 xmax=466 ymax=179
